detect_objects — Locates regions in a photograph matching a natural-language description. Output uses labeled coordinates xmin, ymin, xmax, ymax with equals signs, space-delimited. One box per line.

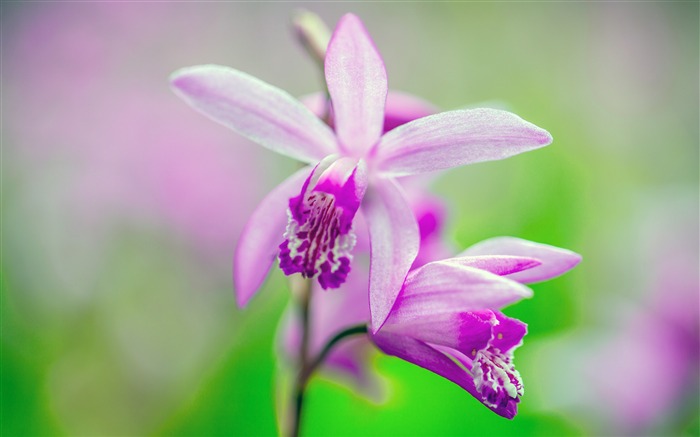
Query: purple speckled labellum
xmin=279 ymin=157 xmax=368 ymax=289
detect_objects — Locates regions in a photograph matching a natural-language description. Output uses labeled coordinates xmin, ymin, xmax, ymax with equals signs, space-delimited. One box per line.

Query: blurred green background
xmin=2 ymin=2 xmax=698 ymax=436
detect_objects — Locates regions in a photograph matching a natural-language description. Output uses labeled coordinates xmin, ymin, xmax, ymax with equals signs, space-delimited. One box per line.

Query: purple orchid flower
xmin=405 ymin=189 xmax=455 ymax=270
xmin=277 ymin=94 xmax=439 ymax=399
xmin=372 ymin=237 xmax=581 ymax=418
xmin=278 ymin=67 xmax=573 ymax=413
xmin=281 ymin=234 xmax=581 ymax=417
xmin=170 ymin=13 xmax=552 ymax=331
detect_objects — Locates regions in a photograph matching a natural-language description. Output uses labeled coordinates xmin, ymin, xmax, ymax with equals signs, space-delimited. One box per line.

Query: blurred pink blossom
xmin=530 ymin=193 xmax=698 ymax=435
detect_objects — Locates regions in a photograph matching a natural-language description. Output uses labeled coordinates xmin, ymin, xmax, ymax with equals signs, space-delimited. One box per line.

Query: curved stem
xmin=303 ymin=324 xmax=368 ymax=380
xmin=289 ymin=323 xmax=369 ymax=437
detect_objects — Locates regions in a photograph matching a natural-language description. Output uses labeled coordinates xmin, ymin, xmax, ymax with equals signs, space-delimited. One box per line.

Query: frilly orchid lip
xmin=171 ymin=13 xmax=553 ymax=331
xmin=279 ymin=157 xmax=368 ymax=290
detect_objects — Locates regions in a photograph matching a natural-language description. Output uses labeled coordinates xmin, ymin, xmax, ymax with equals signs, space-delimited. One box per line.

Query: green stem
xmin=290 ymin=279 xmax=312 ymax=437
xmin=289 ymin=323 xmax=369 ymax=437
xmin=303 ymin=324 xmax=368 ymax=381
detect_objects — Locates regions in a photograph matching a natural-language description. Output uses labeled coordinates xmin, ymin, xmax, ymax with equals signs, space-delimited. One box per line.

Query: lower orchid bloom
xmin=372 ymin=237 xmax=581 ymax=418
xmin=170 ymin=13 xmax=553 ymax=331
xmin=281 ymin=233 xmax=581 ymax=418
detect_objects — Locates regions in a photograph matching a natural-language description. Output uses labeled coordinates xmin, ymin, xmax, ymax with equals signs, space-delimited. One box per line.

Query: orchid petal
xmin=234 ymin=167 xmax=313 ymax=306
xmin=402 ymin=188 xmax=453 ymax=269
xmin=325 ymin=14 xmax=387 ymax=157
xmin=440 ymin=255 xmax=542 ymax=277
xmin=299 ymin=90 xmax=435 ymax=135
xmin=323 ymin=337 xmax=385 ymax=401
xmin=375 ymin=108 xmax=553 ymax=176
xmin=383 ymin=310 xmax=495 ymax=356
xmin=372 ymin=332 xmax=518 ymax=419
xmin=492 ymin=312 xmax=527 ymax=353
xmin=170 ymin=65 xmax=337 ymax=163
xmin=363 ymin=178 xmax=419 ymax=333
xmin=459 ymin=236 xmax=582 ymax=283
xmin=352 ymin=208 xmax=371 ymax=253
xmin=383 ymin=91 xmax=438 ymax=133
xmin=387 ymin=263 xmax=532 ymax=326
xmin=410 ymin=194 xmax=448 ymax=242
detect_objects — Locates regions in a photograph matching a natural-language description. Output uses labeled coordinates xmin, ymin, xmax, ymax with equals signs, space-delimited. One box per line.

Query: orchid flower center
xmin=472 ymin=346 xmax=524 ymax=410
xmin=279 ymin=190 xmax=356 ymax=289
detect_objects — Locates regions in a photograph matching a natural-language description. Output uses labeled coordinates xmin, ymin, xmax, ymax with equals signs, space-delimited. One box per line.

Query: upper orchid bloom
xmin=372 ymin=237 xmax=581 ymax=418
xmin=170 ymin=13 xmax=553 ymax=331
xmin=276 ymin=93 xmax=438 ymax=398
xmin=405 ymin=190 xmax=454 ymax=270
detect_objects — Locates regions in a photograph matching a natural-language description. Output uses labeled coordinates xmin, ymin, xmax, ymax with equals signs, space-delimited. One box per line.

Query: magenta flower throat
xmin=279 ymin=157 xmax=365 ymax=289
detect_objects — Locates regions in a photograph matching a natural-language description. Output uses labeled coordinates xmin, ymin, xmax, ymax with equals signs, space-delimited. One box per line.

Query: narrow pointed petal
xmin=459 ymin=237 xmax=582 ymax=284
xmin=441 ymin=255 xmax=542 ymax=277
xmin=372 ymin=332 xmax=518 ymax=419
xmin=363 ymin=178 xmax=419 ymax=333
xmin=375 ymin=108 xmax=553 ymax=176
xmin=325 ymin=14 xmax=387 ymax=156
xmin=171 ymin=65 xmax=337 ymax=163
xmin=387 ymin=263 xmax=532 ymax=326
xmin=234 ymin=167 xmax=313 ymax=307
